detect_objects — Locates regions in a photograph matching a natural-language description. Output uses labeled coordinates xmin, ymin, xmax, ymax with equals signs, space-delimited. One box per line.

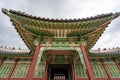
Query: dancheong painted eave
xmin=2 ymin=8 xmax=120 ymax=53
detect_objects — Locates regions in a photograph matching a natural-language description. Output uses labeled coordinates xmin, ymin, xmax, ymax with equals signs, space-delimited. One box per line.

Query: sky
xmin=0 ymin=0 xmax=120 ymax=50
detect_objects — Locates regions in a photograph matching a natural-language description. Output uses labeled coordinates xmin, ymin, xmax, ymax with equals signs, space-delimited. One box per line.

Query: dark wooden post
xmin=0 ymin=57 xmax=5 ymax=67
xmin=72 ymin=61 xmax=76 ymax=80
xmin=73 ymin=61 xmax=77 ymax=80
xmin=116 ymin=62 xmax=120 ymax=70
xmin=0 ymin=60 xmax=3 ymax=67
xmin=80 ymin=44 xmax=94 ymax=80
xmin=45 ymin=62 xmax=48 ymax=80
xmin=114 ymin=58 xmax=120 ymax=70
xmin=26 ymin=44 xmax=40 ymax=80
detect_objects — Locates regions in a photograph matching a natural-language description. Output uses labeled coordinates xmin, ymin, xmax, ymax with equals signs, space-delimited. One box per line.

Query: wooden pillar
xmin=45 ymin=62 xmax=48 ymax=80
xmin=73 ymin=61 xmax=76 ymax=80
xmin=0 ymin=60 xmax=3 ymax=67
xmin=102 ymin=61 xmax=112 ymax=80
xmin=26 ymin=44 xmax=40 ymax=80
xmin=72 ymin=62 xmax=76 ymax=80
xmin=7 ymin=60 xmax=18 ymax=80
xmin=80 ymin=45 xmax=94 ymax=80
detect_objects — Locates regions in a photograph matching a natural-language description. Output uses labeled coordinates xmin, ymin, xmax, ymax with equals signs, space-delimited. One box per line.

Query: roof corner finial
xmin=113 ymin=12 xmax=120 ymax=18
xmin=2 ymin=8 xmax=9 ymax=15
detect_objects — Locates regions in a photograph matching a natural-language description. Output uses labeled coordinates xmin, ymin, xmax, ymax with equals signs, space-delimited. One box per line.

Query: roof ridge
xmin=2 ymin=8 xmax=119 ymax=22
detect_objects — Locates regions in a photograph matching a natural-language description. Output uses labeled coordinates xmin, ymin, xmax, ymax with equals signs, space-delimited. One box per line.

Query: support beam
xmin=74 ymin=55 xmax=79 ymax=62
xmin=102 ymin=61 xmax=112 ymax=80
xmin=80 ymin=45 xmax=94 ymax=80
xmin=84 ymin=20 xmax=112 ymax=37
xmin=26 ymin=44 xmax=40 ymax=80
xmin=7 ymin=60 xmax=18 ymax=80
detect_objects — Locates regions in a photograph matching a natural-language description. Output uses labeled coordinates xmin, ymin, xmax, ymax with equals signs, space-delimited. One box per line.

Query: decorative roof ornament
xmin=113 ymin=12 xmax=120 ymax=18
xmin=2 ymin=8 xmax=9 ymax=15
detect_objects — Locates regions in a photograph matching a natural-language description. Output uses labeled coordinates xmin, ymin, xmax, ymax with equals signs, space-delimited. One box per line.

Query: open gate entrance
xmin=48 ymin=64 xmax=72 ymax=80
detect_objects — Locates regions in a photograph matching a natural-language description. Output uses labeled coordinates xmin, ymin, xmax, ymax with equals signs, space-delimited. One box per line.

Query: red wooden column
xmin=80 ymin=44 xmax=94 ymax=80
xmin=26 ymin=44 xmax=40 ymax=80
xmin=73 ymin=61 xmax=77 ymax=80
xmin=71 ymin=62 xmax=74 ymax=80
xmin=102 ymin=61 xmax=112 ymax=80
xmin=7 ymin=60 xmax=18 ymax=80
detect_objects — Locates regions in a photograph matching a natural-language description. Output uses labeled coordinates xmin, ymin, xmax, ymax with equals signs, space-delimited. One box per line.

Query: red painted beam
xmin=102 ymin=62 xmax=112 ymax=80
xmin=80 ymin=45 xmax=94 ymax=80
xmin=26 ymin=44 xmax=40 ymax=80
xmin=7 ymin=61 xmax=17 ymax=80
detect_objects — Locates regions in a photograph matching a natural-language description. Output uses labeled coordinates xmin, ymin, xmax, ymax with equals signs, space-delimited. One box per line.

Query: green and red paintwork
xmin=0 ymin=8 xmax=120 ymax=80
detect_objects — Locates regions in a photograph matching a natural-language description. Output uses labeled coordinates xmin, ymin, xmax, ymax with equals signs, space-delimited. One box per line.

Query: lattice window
xmin=91 ymin=64 xmax=107 ymax=78
xmin=75 ymin=64 xmax=87 ymax=78
xmin=106 ymin=64 xmax=120 ymax=78
xmin=0 ymin=63 xmax=13 ymax=78
xmin=34 ymin=64 xmax=45 ymax=78
xmin=11 ymin=63 xmax=30 ymax=78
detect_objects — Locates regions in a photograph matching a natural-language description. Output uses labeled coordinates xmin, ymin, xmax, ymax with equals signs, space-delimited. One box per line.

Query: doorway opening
xmin=48 ymin=64 xmax=72 ymax=80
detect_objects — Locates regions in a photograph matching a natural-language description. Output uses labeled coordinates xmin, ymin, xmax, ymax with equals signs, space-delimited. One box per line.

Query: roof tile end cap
xmin=1 ymin=8 xmax=8 ymax=14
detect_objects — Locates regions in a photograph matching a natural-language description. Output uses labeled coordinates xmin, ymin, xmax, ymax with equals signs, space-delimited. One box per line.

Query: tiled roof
xmin=2 ymin=8 xmax=120 ymax=52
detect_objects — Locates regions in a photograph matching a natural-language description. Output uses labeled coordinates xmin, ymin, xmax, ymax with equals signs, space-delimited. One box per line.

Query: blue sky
xmin=0 ymin=0 xmax=120 ymax=50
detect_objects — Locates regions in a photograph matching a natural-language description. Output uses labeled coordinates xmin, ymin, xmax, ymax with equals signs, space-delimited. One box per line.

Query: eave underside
xmin=2 ymin=8 xmax=120 ymax=52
